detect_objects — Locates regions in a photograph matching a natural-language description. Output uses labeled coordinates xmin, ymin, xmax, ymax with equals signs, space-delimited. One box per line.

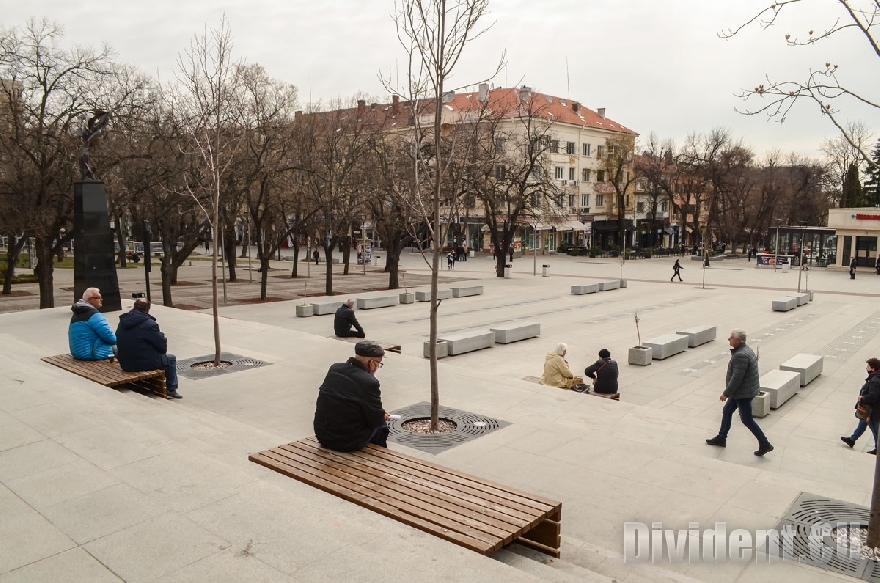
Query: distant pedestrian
xmin=509 ymin=246 xmax=514 ymax=263
xmin=706 ymin=329 xmax=773 ymax=456
xmin=840 ymin=358 xmax=880 ymax=454
xmin=876 ymin=256 xmax=880 ymax=275
xmin=850 ymin=257 xmax=857 ymax=279
xmin=313 ymin=249 xmax=320 ymax=265
xmin=671 ymin=259 xmax=683 ymax=282
xmin=462 ymin=241 xmax=469 ymax=261
xmin=447 ymin=251 xmax=454 ymax=270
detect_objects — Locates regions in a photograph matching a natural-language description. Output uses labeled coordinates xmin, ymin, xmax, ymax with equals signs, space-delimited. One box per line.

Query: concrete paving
xmin=1 ymin=251 xmax=878 ymax=581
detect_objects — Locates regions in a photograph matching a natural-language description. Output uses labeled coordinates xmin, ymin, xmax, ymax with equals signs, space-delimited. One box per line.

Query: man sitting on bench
xmin=69 ymin=287 xmax=117 ymax=360
xmin=115 ymin=299 xmax=182 ymax=399
xmin=334 ymin=299 xmax=366 ymax=338
xmin=313 ymin=341 xmax=390 ymax=451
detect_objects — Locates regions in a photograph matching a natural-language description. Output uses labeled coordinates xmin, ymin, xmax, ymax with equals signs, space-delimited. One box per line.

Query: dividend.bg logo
xmin=624 ymin=521 xmax=863 ymax=563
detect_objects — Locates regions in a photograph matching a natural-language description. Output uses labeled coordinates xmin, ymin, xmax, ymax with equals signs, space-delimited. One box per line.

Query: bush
xmin=589 ymin=246 xmax=599 ymax=258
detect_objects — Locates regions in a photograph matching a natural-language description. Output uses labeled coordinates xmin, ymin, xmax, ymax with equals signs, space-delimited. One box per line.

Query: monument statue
xmin=77 ymin=111 xmax=111 ymax=181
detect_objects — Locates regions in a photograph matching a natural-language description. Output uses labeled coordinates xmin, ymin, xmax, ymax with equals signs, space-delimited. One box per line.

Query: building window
xmin=582 ymin=169 xmax=590 ymax=182
xmin=637 ymin=201 xmax=644 ymax=213
xmin=582 ymin=143 xmax=591 ymax=156
xmin=495 ymin=165 xmax=507 ymax=180
xmin=581 ymin=194 xmax=589 ymax=207
xmin=568 ymin=167 xmax=575 ymax=181
xmin=554 ymin=166 xmax=564 ymax=180
xmin=625 ymin=195 xmax=630 ymax=208
xmin=569 ymin=195 xmax=576 ymax=208
xmin=597 ymin=145 xmax=605 ymax=158
xmin=596 ymin=194 xmax=604 ymax=207
xmin=551 ymin=140 xmax=559 ymax=153
xmin=596 ymin=170 xmax=605 ymax=182
xmin=566 ymin=141 xmax=576 ymax=155
xmin=661 ymin=200 xmax=669 ymax=213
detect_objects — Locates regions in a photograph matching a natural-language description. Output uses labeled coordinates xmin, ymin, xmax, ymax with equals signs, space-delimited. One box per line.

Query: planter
xmin=753 ymin=391 xmax=769 ymax=418
xmin=295 ymin=304 xmax=313 ymax=317
xmin=628 ymin=346 xmax=652 ymax=366
xmin=399 ymin=292 xmax=415 ymax=304
xmin=423 ymin=340 xmax=449 ymax=359
xmin=619 ymin=278 xmax=628 ymax=288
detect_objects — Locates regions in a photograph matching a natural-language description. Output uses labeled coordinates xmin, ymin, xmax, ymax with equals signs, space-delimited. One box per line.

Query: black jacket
xmin=115 ymin=308 xmax=168 ymax=372
xmin=585 ymin=358 xmax=619 ymax=394
xmin=314 ymin=358 xmax=385 ymax=451
xmin=858 ymin=371 xmax=880 ymax=408
xmin=334 ymin=304 xmax=363 ymax=336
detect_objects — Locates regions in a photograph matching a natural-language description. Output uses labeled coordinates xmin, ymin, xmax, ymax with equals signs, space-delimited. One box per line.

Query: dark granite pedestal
xmin=73 ymin=181 xmax=121 ymax=312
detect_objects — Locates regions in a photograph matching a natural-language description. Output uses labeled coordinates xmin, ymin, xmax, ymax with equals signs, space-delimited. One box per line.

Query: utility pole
xmin=142 ymin=219 xmax=151 ymax=302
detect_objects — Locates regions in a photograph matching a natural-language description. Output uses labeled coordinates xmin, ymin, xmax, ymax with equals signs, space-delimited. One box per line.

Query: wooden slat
xmin=333 ymin=336 xmax=402 ymax=354
xmin=42 ymin=354 xmax=166 ymax=397
xmin=249 ymin=438 xmax=562 ymax=557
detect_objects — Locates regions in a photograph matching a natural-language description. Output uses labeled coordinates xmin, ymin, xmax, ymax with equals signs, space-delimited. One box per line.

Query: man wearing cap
xmin=584 ymin=348 xmax=619 ymax=395
xmin=313 ymin=341 xmax=390 ymax=452
xmin=334 ymin=299 xmax=366 ymax=338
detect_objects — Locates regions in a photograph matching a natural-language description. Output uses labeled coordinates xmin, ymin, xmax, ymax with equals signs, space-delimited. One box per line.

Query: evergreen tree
xmin=864 ymin=139 xmax=880 ymax=207
xmin=841 ymin=163 xmax=864 ymax=208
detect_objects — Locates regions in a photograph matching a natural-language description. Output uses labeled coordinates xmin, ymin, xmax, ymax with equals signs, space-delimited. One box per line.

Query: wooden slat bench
xmin=523 ymin=376 xmax=620 ymax=400
xmin=41 ymin=354 xmax=167 ymax=398
xmin=249 ymin=437 xmax=561 ymax=557
xmin=331 ymin=336 xmax=402 ymax=354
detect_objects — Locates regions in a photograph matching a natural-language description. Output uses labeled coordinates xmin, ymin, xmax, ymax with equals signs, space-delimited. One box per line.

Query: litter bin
xmin=504 ymin=263 xmax=512 ymax=279
xmin=373 ymin=255 xmax=382 ymax=268
xmin=469 ymin=250 xmax=474 ymax=258
xmin=542 ymin=264 xmax=549 ymax=277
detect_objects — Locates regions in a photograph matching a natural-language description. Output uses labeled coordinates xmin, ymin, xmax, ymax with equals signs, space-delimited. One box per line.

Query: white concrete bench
xmin=571 ymin=283 xmax=601 ymax=295
xmin=489 ymin=322 xmax=541 ymax=344
xmin=356 ymin=296 xmax=398 ymax=310
xmin=772 ymin=297 xmax=798 ymax=312
xmin=598 ymin=280 xmax=620 ymax=291
xmin=643 ymin=333 xmax=689 ymax=360
xmin=437 ymin=330 xmax=495 ymax=356
xmin=415 ymin=289 xmax=453 ymax=302
xmin=310 ymin=300 xmax=344 ymax=315
xmin=789 ymin=292 xmax=810 ymax=306
xmin=451 ymin=285 xmax=483 ymax=298
xmin=675 ymin=325 xmax=717 ymax=348
xmin=779 ymin=353 xmax=824 ymax=386
xmin=422 ymin=340 xmax=449 ymax=359
xmin=760 ymin=369 xmax=801 ymax=409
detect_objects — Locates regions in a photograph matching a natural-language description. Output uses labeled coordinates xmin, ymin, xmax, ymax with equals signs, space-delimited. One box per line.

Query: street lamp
xmin=797 ymin=222 xmax=807 ymax=292
xmin=773 ymin=219 xmax=782 ymax=273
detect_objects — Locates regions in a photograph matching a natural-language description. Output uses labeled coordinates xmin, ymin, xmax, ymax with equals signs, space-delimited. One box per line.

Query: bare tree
xmin=820 ymin=120 xmax=874 ymax=206
xmin=599 ymin=134 xmax=639 ymax=251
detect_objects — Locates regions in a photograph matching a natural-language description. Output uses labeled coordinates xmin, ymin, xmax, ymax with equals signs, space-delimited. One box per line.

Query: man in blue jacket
xmin=115 ymin=299 xmax=181 ymax=399
xmin=69 ymin=288 xmax=117 ymax=360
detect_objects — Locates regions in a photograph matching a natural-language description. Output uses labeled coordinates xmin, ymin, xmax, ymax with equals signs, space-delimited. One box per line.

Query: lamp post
xmin=774 ymin=219 xmax=782 ymax=273
xmin=797 ymin=223 xmax=806 ymax=292
xmin=532 ymin=223 xmax=537 ymax=277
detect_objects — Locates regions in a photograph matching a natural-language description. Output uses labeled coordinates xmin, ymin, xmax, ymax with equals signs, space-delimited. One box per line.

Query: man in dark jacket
xmin=314 ymin=341 xmax=390 ymax=452
xmin=706 ymin=330 xmax=772 ymax=455
xmin=585 ymin=349 xmax=619 ymax=395
xmin=115 ymin=299 xmax=181 ymax=399
xmin=334 ymin=299 xmax=365 ymax=338
xmin=841 ymin=358 xmax=880 ymax=454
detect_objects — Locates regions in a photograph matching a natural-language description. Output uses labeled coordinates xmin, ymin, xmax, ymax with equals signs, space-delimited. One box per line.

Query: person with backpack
xmin=671 ymin=259 xmax=683 ymax=282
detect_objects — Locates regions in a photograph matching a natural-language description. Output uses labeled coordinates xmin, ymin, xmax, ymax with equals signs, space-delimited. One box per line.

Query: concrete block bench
xmin=772 ymin=297 xmax=798 ymax=312
xmin=356 ymin=295 xmax=398 ymax=309
xmin=437 ymin=330 xmax=495 ymax=355
xmin=415 ymin=289 xmax=453 ymax=302
xmin=451 ymin=285 xmax=483 ymax=298
xmin=779 ymin=353 xmax=824 ymax=386
xmin=643 ymin=333 xmax=689 ymax=360
xmin=571 ymin=283 xmax=601 ymax=295
xmin=760 ymin=369 xmax=801 ymax=409
xmin=789 ymin=292 xmax=810 ymax=307
xmin=423 ymin=341 xmax=449 ymax=359
xmin=675 ymin=325 xmax=717 ymax=348
xmin=310 ymin=300 xmax=344 ymax=315
xmin=598 ymin=280 xmax=620 ymax=291
xmin=489 ymin=322 xmax=541 ymax=344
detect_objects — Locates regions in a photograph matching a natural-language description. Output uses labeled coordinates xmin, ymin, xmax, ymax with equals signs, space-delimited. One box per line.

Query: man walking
xmin=115 ymin=299 xmax=182 ymax=399
xmin=334 ymin=299 xmax=366 ymax=338
xmin=850 ymin=257 xmax=857 ymax=279
xmin=706 ymin=330 xmax=773 ymax=456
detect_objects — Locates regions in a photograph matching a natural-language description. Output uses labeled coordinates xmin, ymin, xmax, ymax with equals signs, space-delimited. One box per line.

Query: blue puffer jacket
xmin=68 ymin=300 xmax=117 ymax=360
xmin=115 ymin=307 xmax=167 ymax=372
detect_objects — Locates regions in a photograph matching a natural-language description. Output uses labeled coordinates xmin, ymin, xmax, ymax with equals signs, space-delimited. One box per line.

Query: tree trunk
xmin=34 ymin=237 xmax=55 ymax=309
xmin=290 ymin=240 xmax=300 ymax=277
xmin=324 ymin=244 xmax=334 ymax=295
xmin=386 ymin=238 xmax=403 ymax=289
xmin=260 ymin=254 xmax=270 ymax=300
xmin=2 ymin=236 xmax=25 ymax=295
xmin=342 ymin=237 xmax=351 ymax=275
xmin=116 ymin=215 xmax=127 ymax=267
xmin=224 ymin=229 xmax=237 ymax=282
xmin=161 ymin=257 xmax=175 ymax=308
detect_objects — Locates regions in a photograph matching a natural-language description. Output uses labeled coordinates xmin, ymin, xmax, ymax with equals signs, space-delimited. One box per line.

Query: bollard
xmin=542 ymin=264 xmax=549 ymax=277
xmin=504 ymin=264 xmax=512 ymax=279
xmin=131 ymin=292 xmax=145 ymax=299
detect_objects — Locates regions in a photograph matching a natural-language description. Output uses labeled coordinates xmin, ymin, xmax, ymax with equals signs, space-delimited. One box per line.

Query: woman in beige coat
xmin=541 ymin=343 xmax=575 ymax=388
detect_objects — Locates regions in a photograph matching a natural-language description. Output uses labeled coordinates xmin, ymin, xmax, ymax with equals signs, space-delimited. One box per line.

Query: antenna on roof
xmin=566 ymin=57 xmax=570 ymax=99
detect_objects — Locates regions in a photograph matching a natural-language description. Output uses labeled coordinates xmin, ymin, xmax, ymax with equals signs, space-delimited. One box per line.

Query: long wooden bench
xmin=249 ymin=437 xmax=561 ymax=557
xmin=41 ymin=354 xmax=167 ymax=398
xmin=332 ymin=336 xmax=402 ymax=354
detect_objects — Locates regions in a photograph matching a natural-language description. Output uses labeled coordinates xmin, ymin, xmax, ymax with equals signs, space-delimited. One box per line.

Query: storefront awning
xmin=529 ymin=220 xmax=585 ymax=231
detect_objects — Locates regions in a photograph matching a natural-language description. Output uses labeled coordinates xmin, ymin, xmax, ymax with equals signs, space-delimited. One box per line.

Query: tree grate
xmin=773 ymin=492 xmax=880 ymax=581
xmin=175 ymin=352 xmax=270 ymax=380
xmin=387 ymin=401 xmax=509 ymax=454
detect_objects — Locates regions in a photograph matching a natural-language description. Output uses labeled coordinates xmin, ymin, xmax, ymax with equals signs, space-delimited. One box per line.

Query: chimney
xmin=478 ymin=83 xmax=489 ymax=102
xmin=294 ymin=110 xmax=302 ymax=121
xmin=357 ymin=99 xmax=366 ymax=115
xmin=392 ymin=95 xmax=400 ymax=114
xmin=519 ymin=85 xmax=532 ymax=102
xmin=441 ymin=90 xmax=455 ymax=103
xmin=597 ymin=107 xmax=606 ymax=118
xmin=572 ymin=101 xmax=580 ymax=113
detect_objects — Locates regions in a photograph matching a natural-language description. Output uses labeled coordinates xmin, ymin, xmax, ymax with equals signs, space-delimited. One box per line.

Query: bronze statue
xmin=78 ymin=111 xmax=111 ymax=181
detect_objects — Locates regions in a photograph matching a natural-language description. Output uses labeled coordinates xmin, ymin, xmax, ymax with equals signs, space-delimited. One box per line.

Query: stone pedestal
xmin=628 ymin=346 xmax=652 ymax=366
xmin=399 ymin=292 xmax=414 ymax=304
xmin=73 ymin=181 xmax=121 ymax=311
xmin=295 ymin=304 xmax=313 ymax=317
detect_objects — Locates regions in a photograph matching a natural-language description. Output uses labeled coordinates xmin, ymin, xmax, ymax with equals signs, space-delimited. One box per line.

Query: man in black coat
xmin=585 ymin=349 xmax=619 ymax=395
xmin=115 ymin=299 xmax=181 ymax=399
xmin=334 ymin=299 xmax=365 ymax=338
xmin=314 ymin=341 xmax=390 ymax=452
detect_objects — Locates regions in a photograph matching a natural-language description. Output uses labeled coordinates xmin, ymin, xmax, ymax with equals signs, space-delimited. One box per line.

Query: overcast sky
xmin=4 ymin=0 xmax=879 ymax=160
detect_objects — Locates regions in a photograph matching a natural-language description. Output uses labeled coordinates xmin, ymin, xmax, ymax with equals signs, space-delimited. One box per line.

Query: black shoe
xmin=167 ymin=390 xmax=183 ymax=399
xmin=869 ymin=449 xmax=877 ymax=455
xmin=706 ymin=436 xmax=726 ymax=447
xmin=841 ymin=436 xmax=856 ymax=448
xmin=754 ymin=443 xmax=774 ymax=456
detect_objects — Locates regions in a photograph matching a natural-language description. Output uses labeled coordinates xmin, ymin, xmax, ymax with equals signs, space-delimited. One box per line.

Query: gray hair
xmin=730 ymin=329 xmax=746 ymax=343
xmin=346 ymin=298 xmax=355 ymax=308
xmin=82 ymin=287 xmax=100 ymax=301
xmin=553 ymin=342 xmax=568 ymax=355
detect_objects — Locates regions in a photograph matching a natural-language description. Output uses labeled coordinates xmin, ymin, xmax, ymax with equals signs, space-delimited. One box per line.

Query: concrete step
xmin=495 ymin=543 xmax=611 ymax=582
xmin=555 ymin=537 xmax=704 ymax=583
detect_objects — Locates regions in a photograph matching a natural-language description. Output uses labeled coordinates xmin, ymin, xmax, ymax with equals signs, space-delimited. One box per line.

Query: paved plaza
xmin=1 ymin=251 xmax=879 ymax=581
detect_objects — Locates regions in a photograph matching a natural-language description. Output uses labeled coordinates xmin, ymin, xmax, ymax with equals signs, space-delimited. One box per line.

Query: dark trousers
xmin=671 ymin=270 xmax=682 ymax=281
xmin=161 ymin=353 xmax=179 ymax=391
xmin=357 ymin=423 xmax=389 ymax=449
xmin=849 ymin=418 xmax=880 ymax=448
xmin=718 ymin=397 xmax=770 ymax=446
xmin=336 ymin=329 xmax=365 ymax=338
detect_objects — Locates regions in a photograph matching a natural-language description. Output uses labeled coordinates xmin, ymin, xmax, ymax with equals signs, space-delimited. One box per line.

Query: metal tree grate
xmin=774 ymin=493 xmax=879 ymax=581
xmin=176 ymin=352 xmax=270 ymax=380
xmin=387 ymin=401 xmax=509 ymax=454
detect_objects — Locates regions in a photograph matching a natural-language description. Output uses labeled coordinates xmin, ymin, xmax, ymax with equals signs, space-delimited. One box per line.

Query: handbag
xmin=856 ymin=402 xmax=872 ymax=422
xmin=566 ymin=376 xmax=584 ymax=389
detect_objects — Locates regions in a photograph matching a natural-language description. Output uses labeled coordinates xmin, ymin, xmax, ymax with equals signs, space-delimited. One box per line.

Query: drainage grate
xmin=387 ymin=401 xmax=509 ymax=454
xmin=175 ymin=352 xmax=270 ymax=380
xmin=774 ymin=493 xmax=879 ymax=581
